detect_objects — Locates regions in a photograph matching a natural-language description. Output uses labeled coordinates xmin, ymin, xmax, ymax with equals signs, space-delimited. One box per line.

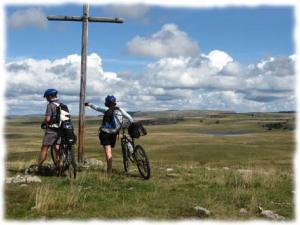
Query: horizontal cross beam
xmin=47 ymin=16 xmax=123 ymax=23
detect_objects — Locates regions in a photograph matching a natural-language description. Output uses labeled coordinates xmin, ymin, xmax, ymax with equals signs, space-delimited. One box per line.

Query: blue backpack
xmin=100 ymin=108 xmax=122 ymax=133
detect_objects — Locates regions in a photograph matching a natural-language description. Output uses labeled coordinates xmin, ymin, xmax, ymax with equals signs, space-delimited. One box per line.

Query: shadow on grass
xmin=75 ymin=166 xmax=146 ymax=180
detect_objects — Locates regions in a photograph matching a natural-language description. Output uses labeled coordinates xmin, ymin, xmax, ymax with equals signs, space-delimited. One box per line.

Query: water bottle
xmin=127 ymin=141 xmax=133 ymax=154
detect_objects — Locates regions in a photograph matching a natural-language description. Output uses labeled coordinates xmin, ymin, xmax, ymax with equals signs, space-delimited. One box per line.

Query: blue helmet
xmin=43 ymin=88 xmax=58 ymax=98
xmin=105 ymin=95 xmax=116 ymax=107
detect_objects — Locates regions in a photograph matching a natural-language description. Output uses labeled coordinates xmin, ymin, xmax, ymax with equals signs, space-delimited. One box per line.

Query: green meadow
xmin=4 ymin=111 xmax=295 ymax=220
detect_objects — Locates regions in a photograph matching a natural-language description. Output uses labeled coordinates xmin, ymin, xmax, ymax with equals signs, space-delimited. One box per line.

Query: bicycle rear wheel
xmin=66 ymin=146 xmax=77 ymax=179
xmin=50 ymin=145 xmax=59 ymax=168
xmin=134 ymin=145 xmax=151 ymax=180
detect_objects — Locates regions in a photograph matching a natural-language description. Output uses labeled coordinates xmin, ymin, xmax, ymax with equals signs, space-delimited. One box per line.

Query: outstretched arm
xmin=119 ymin=107 xmax=134 ymax=123
xmin=85 ymin=103 xmax=106 ymax=113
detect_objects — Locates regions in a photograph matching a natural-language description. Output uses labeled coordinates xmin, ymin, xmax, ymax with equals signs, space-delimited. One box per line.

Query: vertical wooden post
xmin=47 ymin=6 xmax=123 ymax=164
xmin=78 ymin=4 xmax=89 ymax=163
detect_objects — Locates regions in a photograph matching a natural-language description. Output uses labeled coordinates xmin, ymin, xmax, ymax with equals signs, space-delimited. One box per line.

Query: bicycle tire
xmin=66 ymin=146 xmax=77 ymax=179
xmin=134 ymin=145 xmax=151 ymax=180
xmin=121 ymin=140 xmax=130 ymax=173
xmin=50 ymin=145 xmax=59 ymax=168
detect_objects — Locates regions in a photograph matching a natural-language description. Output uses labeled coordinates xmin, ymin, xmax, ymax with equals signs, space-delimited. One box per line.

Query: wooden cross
xmin=47 ymin=4 xmax=123 ymax=163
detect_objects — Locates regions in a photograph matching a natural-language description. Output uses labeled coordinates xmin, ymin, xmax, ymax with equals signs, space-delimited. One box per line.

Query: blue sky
xmin=5 ymin=4 xmax=296 ymax=114
xmin=6 ymin=5 xmax=294 ymax=70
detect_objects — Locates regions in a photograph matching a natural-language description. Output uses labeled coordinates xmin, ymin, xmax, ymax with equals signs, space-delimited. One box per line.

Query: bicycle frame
xmin=121 ymin=128 xmax=135 ymax=147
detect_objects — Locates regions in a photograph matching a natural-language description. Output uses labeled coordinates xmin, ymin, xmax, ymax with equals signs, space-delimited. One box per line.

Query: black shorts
xmin=99 ymin=131 xmax=117 ymax=148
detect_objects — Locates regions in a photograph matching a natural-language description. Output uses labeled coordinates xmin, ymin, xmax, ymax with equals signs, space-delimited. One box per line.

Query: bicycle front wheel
xmin=121 ymin=141 xmax=130 ymax=173
xmin=134 ymin=145 xmax=151 ymax=180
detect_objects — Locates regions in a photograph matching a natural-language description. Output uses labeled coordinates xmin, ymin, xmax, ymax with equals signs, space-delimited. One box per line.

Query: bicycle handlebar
xmin=41 ymin=122 xmax=48 ymax=129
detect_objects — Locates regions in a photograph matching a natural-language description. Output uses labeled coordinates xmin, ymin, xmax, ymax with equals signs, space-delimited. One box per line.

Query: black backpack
xmin=50 ymin=102 xmax=77 ymax=145
xmin=128 ymin=122 xmax=147 ymax=139
xmin=61 ymin=120 xmax=77 ymax=145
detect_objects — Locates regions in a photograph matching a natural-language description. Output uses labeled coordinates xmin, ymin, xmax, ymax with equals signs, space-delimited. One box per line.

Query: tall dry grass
xmin=34 ymin=184 xmax=82 ymax=214
xmin=6 ymin=160 xmax=37 ymax=172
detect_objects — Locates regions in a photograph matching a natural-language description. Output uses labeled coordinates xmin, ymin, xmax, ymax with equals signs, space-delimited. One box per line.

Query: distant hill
xmin=129 ymin=109 xmax=236 ymax=118
xmin=6 ymin=109 xmax=295 ymax=120
xmin=277 ymin=111 xmax=296 ymax=113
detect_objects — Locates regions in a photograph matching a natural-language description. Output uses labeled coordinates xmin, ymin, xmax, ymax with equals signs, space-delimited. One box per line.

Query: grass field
xmin=4 ymin=111 xmax=295 ymax=220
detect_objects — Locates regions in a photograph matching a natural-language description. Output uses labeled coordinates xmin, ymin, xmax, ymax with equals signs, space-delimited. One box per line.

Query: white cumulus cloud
xmin=141 ymin=53 xmax=295 ymax=110
xmin=207 ymin=50 xmax=233 ymax=70
xmin=103 ymin=4 xmax=150 ymax=20
xmin=126 ymin=24 xmax=200 ymax=58
xmin=8 ymin=8 xmax=48 ymax=30
xmin=6 ymin=53 xmax=128 ymax=114
xmin=5 ymin=52 xmax=296 ymax=115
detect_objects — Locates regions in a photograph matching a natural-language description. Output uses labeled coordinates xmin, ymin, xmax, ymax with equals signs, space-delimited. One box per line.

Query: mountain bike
xmin=50 ymin=138 xmax=77 ymax=179
xmin=120 ymin=128 xmax=151 ymax=180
